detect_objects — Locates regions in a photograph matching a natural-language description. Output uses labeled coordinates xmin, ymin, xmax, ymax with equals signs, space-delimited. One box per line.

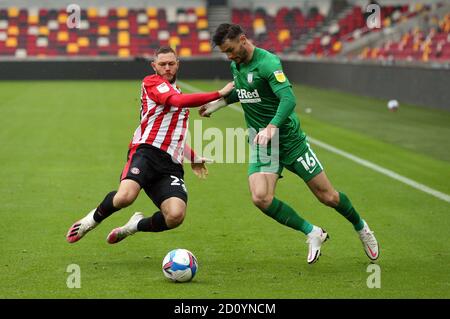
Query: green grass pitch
xmin=0 ymin=79 xmax=449 ymax=298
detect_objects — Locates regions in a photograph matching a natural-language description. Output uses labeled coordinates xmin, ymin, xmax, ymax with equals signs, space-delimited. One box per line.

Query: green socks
xmin=260 ymin=193 xmax=364 ymax=234
xmin=262 ymin=197 xmax=313 ymax=235
xmin=335 ymin=192 xmax=364 ymax=231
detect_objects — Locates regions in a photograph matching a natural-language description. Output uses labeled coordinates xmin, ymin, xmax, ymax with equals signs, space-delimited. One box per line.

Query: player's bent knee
xmin=160 ymin=197 xmax=186 ymax=228
xmin=165 ymin=210 xmax=185 ymax=228
xmin=251 ymin=194 xmax=274 ymax=210
xmin=317 ymin=192 xmax=339 ymax=207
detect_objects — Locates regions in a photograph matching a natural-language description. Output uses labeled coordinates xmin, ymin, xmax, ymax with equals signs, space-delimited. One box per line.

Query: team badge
xmin=273 ymin=70 xmax=286 ymax=83
xmin=247 ymin=72 xmax=253 ymax=83
xmin=130 ymin=167 xmax=140 ymax=175
xmin=157 ymin=82 xmax=170 ymax=93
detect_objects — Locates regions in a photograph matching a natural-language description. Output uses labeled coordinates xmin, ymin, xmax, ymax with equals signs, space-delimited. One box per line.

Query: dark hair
xmin=154 ymin=46 xmax=177 ymax=59
xmin=212 ymin=23 xmax=245 ymax=46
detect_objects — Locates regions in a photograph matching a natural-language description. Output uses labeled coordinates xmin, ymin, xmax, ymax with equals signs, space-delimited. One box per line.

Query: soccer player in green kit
xmin=200 ymin=24 xmax=379 ymax=264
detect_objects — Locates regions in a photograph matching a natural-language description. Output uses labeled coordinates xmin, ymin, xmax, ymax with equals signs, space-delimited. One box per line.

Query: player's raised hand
xmin=253 ymin=124 xmax=278 ymax=146
xmin=191 ymin=157 xmax=214 ymax=179
xmin=199 ymin=104 xmax=211 ymax=117
xmin=218 ymin=81 xmax=235 ymax=97
xmin=199 ymin=98 xmax=228 ymax=118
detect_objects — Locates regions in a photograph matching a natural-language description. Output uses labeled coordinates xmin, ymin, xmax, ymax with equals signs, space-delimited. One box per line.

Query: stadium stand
xmin=229 ymin=0 xmax=449 ymax=63
xmin=231 ymin=6 xmax=325 ymax=54
xmin=301 ymin=3 xmax=435 ymax=57
xmin=0 ymin=5 xmax=211 ymax=58
xmin=359 ymin=12 xmax=450 ymax=62
xmin=0 ymin=0 xmax=448 ymax=65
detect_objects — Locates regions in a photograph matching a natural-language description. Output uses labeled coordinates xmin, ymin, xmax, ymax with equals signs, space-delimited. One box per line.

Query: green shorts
xmin=248 ymin=142 xmax=323 ymax=182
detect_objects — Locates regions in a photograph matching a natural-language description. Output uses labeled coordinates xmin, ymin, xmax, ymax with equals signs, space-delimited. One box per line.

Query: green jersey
xmin=229 ymin=47 xmax=307 ymax=165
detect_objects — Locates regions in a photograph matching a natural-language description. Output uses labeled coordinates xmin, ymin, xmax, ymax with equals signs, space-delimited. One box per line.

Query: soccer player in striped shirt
xmin=66 ymin=46 xmax=234 ymax=244
xmin=200 ymin=24 xmax=379 ymax=264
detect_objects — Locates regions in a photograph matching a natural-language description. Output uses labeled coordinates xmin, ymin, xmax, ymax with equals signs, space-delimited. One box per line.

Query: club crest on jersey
xmin=274 ymin=70 xmax=286 ymax=83
xmin=130 ymin=167 xmax=140 ymax=175
xmin=157 ymin=82 xmax=170 ymax=93
xmin=247 ymin=72 xmax=253 ymax=83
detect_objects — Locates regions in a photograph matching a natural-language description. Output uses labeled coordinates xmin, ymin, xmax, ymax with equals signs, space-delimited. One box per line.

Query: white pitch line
xmin=178 ymin=81 xmax=450 ymax=203
xmin=308 ymin=138 xmax=450 ymax=203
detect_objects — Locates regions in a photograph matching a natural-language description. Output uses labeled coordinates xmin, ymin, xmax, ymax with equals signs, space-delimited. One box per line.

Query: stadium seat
xmin=67 ymin=43 xmax=79 ymax=54
xmin=6 ymin=36 xmax=17 ymax=47
xmin=199 ymin=41 xmax=211 ymax=53
xmin=197 ymin=18 xmax=208 ymax=30
xmin=179 ymin=47 xmax=191 ymax=57
xmin=118 ymin=47 xmax=130 ymax=57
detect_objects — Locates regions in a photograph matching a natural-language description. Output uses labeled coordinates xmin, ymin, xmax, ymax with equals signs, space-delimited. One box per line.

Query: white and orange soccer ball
xmin=162 ymin=248 xmax=198 ymax=282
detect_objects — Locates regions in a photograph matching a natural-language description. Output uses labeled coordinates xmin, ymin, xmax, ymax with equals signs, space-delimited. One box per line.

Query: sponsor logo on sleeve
xmin=157 ymin=82 xmax=170 ymax=93
xmin=274 ymin=70 xmax=286 ymax=83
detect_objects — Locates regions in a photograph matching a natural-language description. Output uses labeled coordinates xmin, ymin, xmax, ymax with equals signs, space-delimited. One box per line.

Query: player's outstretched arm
xmin=199 ymin=87 xmax=239 ymax=117
xmin=199 ymin=98 xmax=227 ymax=117
xmin=166 ymin=82 xmax=235 ymax=108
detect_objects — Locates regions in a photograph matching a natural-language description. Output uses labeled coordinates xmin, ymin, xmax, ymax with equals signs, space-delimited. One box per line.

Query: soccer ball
xmin=387 ymin=99 xmax=399 ymax=111
xmin=162 ymin=249 xmax=198 ymax=282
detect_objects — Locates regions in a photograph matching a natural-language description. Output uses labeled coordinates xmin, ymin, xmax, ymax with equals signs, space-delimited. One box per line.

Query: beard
xmin=168 ymin=73 xmax=177 ymax=84
xmin=158 ymin=72 xmax=177 ymax=84
xmin=235 ymin=46 xmax=249 ymax=64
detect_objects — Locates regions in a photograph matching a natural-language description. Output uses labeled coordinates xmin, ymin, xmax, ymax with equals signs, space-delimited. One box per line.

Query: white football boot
xmin=306 ymin=226 xmax=329 ymax=264
xmin=358 ymin=220 xmax=379 ymax=261
xmin=106 ymin=212 xmax=145 ymax=244
xmin=66 ymin=209 xmax=99 ymax=243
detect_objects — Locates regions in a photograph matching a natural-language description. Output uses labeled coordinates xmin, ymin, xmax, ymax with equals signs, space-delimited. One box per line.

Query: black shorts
xmin=120 ymin=144 xmax=187 ymax=208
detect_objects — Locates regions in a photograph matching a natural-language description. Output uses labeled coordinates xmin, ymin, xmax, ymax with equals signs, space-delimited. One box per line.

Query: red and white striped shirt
xmin=130 ymin=75 xmax=189 ymax=164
